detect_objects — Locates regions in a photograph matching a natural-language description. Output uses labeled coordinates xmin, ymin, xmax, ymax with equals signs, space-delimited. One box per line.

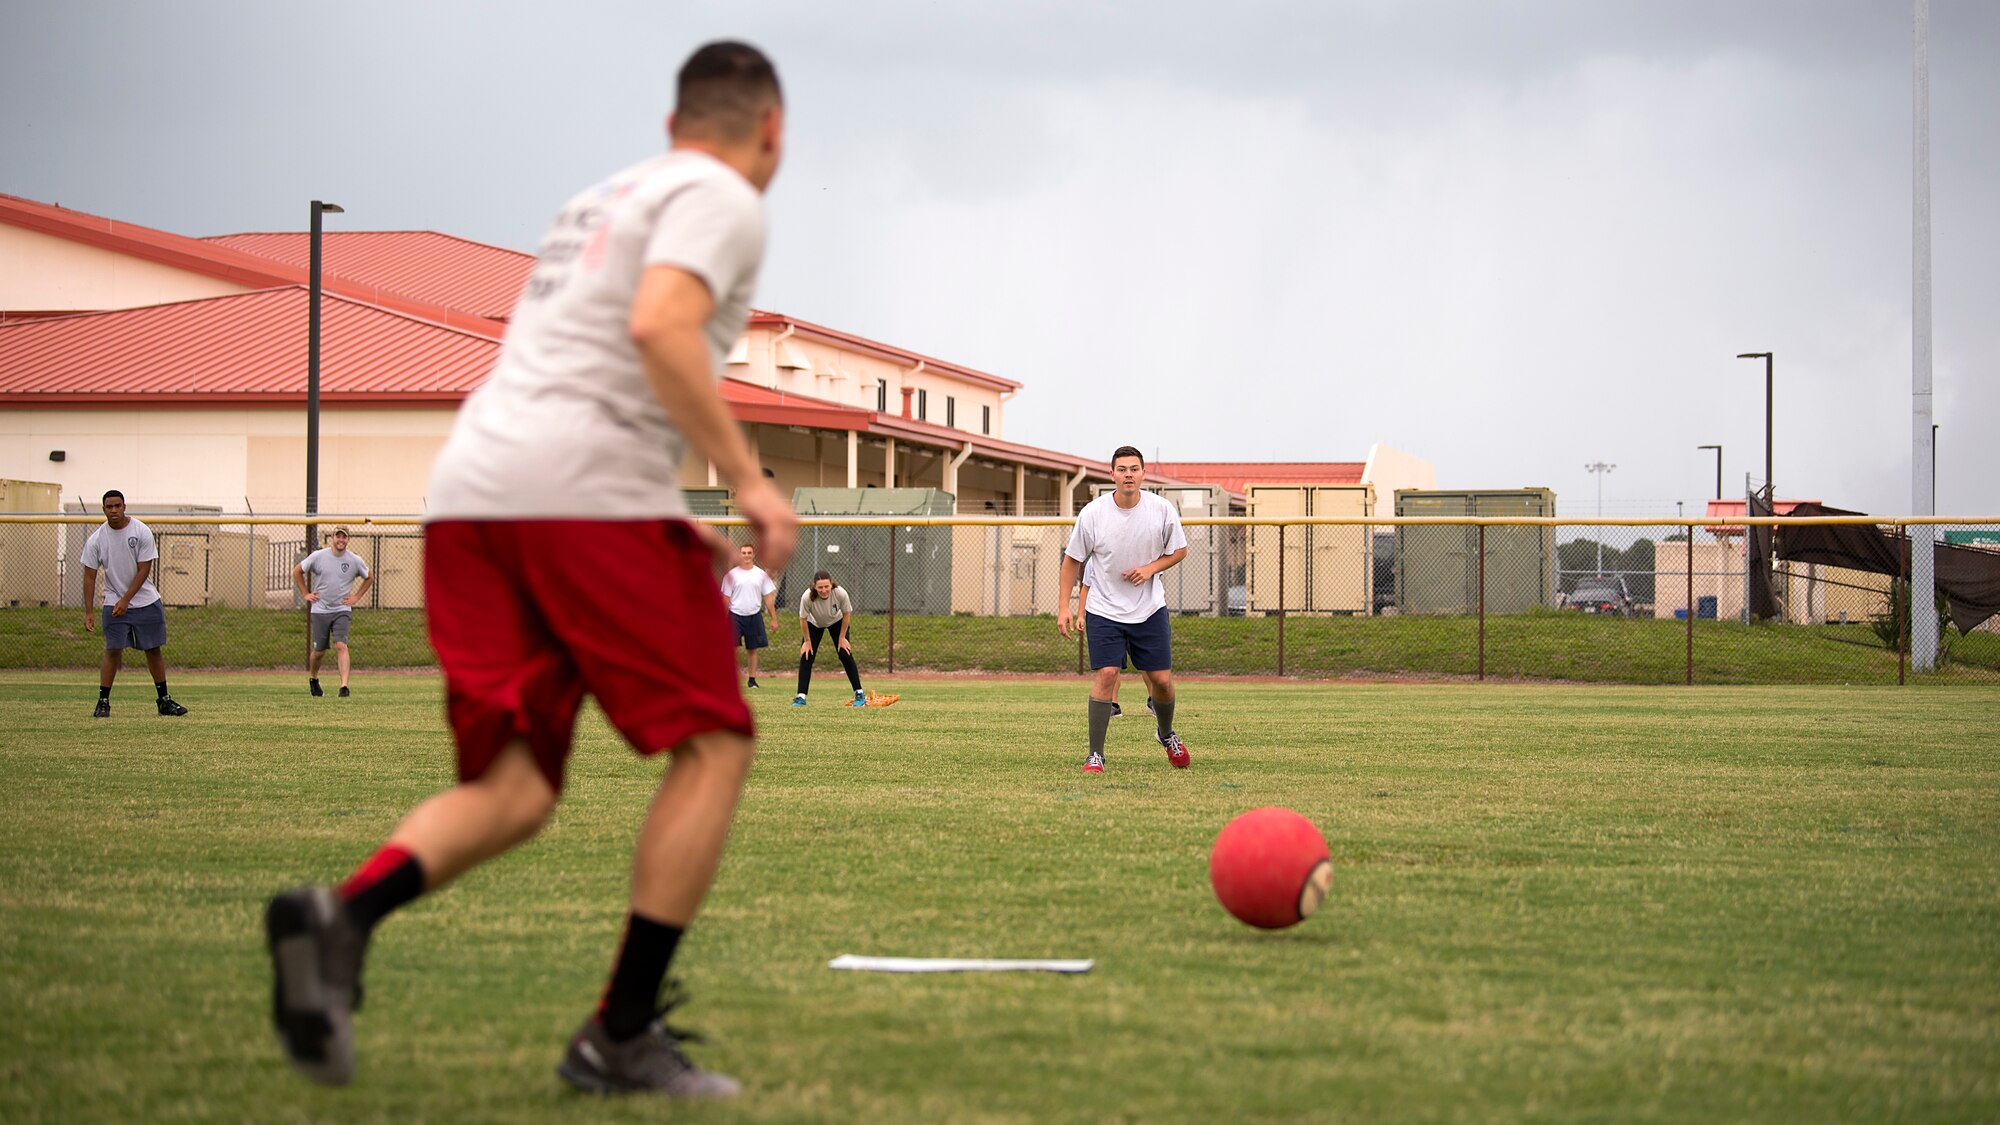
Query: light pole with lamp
xmin=1584 ymin=461 xmax=1615 ymax=575
xmin=307 ymin=199 xmax=343 ymax=549
xmin=1697 ymin=444 xmax=1722 ymax=500
xmin=1736 ymin=352 xmax=1773 ymax=498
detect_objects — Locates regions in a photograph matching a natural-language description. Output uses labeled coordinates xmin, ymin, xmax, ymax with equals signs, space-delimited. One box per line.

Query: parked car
xmin=1563 ymin=576 xmax=1635 ymax=617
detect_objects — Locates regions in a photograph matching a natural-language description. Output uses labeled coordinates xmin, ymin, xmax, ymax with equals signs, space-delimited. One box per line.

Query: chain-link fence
xmin=3 ymin=515 xmax=1997 ymax=682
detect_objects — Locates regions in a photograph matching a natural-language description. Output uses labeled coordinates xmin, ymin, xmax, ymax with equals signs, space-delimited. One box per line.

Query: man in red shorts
xmin=264 ymin=41 xmax=794 ymax=1099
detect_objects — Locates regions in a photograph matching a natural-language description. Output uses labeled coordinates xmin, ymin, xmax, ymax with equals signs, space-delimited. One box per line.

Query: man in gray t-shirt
xmin=294 ymin=528 xmax=374 ymax=697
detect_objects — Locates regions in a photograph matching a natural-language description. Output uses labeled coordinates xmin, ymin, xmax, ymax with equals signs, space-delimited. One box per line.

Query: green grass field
xmin=3 ymin=673 xmax=1998 ymax=1123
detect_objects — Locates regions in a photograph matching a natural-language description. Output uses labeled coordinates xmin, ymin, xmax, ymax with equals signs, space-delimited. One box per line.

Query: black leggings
xmin=797 ymin=622 xmax=863 ymax=696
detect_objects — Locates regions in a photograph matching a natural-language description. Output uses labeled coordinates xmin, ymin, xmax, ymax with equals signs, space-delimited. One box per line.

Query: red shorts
xmin=424 ymin=520 xmax=752 ymax=793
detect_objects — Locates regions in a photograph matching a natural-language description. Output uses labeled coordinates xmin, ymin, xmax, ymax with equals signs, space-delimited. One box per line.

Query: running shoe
xmin=310 ymin=680 xmax=323 ymax=697
xmin=338 ymin=686 xmax=350 ymax=698
xmin=1159 ymin=731 xmax=1190 ymax=769
xmin=1083 ymin=750 xmax=1105 ymax=774
xmin=851 ymin=690 xmax=867 ymax=708
xmin=557 ymin=1002 xmax=740 ymax=1098
xmin=791 ymin=695 xmax=808 ymax=707
xmin=92 ymin=699 xmax=110 ymax=718
xmin=264 ymin=885 xmax=365 ymax=1086
xmin=157 ymin=697 xmax=189 ymax=716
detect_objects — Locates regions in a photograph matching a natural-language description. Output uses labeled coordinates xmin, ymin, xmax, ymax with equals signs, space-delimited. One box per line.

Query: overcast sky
xmin=4 ymin=1 xmax=1994 ymax=517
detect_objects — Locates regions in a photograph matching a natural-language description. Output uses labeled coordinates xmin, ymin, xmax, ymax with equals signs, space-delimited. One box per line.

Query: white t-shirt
xmin=721 ymin=565 xmax=776 ymax=616
xmin=1064 ymin=492 xmax=1189 ymax=624
xmin=427 ymin=150 xmax=767 ymax=521
xmin=81 ymin=518 xmax=162 ymax=609
xmin=300 ymin=547 xmax=371 ymax=615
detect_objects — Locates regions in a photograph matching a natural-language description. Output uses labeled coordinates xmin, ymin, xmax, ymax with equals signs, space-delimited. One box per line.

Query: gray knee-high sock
xmin=1089 ymin=698 xmax=1115 ymax=755
xmin=1153 ymin=694 xmax=1176 ymax=741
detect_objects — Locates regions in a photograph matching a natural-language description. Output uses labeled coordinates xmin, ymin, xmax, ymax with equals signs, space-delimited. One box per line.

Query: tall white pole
xmin=1912 ymin=0 xmax=1938 ymax=669
xmin=1584 ymin=461 xmax=1615 ymax=574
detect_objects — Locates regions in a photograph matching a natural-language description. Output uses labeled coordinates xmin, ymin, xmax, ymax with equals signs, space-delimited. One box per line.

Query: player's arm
xmin=82 ymin=565 xmax=99 ymax=631
xmin=763 ymin=589 xmax=778 ymax=627
xmin=1126 ymin=546 xmax=1188 ymax=584
xmin=294 ymin=561 xmax=318 ymax=604
xmin=629 ymin=265 xmax=795 ymax=573
xmin=1057 ymin=554 xmax=1083 ymax=639
xmin=347 ymin=573 xmax=373 ymax=606
xmin=114 ymin=560 xmax=151 ymax=614
xmin=836 ymin=603 xmax=852 ymax=651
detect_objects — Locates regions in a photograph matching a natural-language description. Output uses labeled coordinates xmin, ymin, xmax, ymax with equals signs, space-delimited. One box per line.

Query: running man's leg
xmin=335 ymin=642 xmax=352 ymax=688
xmin=1140 ymin=667 xmax=1176 ymax=741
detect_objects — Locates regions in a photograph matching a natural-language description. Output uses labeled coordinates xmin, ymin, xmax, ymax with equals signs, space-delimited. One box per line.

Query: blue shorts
xmin=1085 ymin=607 xmax=1172 ymax=673
xmin=102 ymin=602 xmax=168 ymax=651
xmin=733 ymin=612 xmax=770 ymax=650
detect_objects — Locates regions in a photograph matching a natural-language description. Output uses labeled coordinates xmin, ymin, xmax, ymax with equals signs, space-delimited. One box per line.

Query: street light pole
xmin=307 ymin=200 xmax=343 ymax=547
xmin=1584 ymin=461 xmax=1615 ymax=575
xmin=1736 ymin=352 xmax=1773 ymax=498
xmin=1697 ymin=444 xmax=1722 ymax=501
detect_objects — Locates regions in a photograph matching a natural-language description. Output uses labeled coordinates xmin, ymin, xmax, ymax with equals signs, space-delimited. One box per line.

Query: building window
xmin=946 ymin=396 xmax=956 ymax=428
xmin=876 ymin=379 xmax=888 ymax=413
xmin=982 ymin=405 xmax=992 ymax=435
xmin=917 ymin=388 xmax=928 ymax=421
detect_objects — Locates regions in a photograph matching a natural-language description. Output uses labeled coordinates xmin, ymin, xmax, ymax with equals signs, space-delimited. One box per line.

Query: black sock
xmin=341 ymin=850 xmax=426 ymax=935
xmin=1089 ymin=697 xmax=1115 ymax=756
xmin=1154 ymin=694 xmax=1177 ymax=742
xmin=98 ymin=686 xmax=111 ymax=701
xmin=599 ymin=913 xmax=684 ymax=1041
xmin=155 ymin=680 xmax=169 ymax=699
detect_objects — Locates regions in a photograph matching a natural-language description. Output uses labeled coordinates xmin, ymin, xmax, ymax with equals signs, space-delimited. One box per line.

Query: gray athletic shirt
xmin=300 ymin=547 xmax=371 ymax=614
xmin=426 ymin=150 xmax=767 ymax=521
xmin=80 ymin=519 xmax=161 ymax=609
xmin=799 ymin=587 xmax=854 ymax=629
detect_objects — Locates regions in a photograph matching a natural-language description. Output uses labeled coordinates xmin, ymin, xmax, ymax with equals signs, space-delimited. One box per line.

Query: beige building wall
xmin=0 ymin=406 xmax=455 ymax=513
xmin=0 ymin=225 xmax=251 ymax=313
xmin=1360 ymin=443 xmax=1437 ymax=500
xmin=730 ymin=326 xmax=1008 ymax=439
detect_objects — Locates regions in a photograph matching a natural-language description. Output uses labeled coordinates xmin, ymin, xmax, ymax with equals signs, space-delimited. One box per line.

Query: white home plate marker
xmin=827 ymin=955 xmax=1094 ymax=974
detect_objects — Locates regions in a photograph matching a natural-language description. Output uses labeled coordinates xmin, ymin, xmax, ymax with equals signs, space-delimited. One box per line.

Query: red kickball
xmin=1208 ymin=807 xmax=1333 ymax=930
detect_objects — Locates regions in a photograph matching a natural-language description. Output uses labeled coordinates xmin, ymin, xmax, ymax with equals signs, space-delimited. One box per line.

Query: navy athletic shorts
xmin=101 ymin=601 xmax=168 ymax=651
xmin=733 ymin=611 xmax=770 ymax=650
xmin=1084 ymin=607 xmax=1172 ymax=672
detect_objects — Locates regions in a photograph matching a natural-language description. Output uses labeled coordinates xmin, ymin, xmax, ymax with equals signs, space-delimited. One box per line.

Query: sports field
xmin=4 ymin=672 xmax=1997 ymax=1123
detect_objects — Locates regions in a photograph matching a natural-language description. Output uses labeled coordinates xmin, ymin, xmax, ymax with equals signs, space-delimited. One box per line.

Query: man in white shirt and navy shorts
xmin=720 ymin=543 xmax=778 ymax=687
xmin=80 ymin=489 xmax=188 ymax=718
xmin=1056 ymin=447 xmax=1191 ymax=774
xmin=263 ymin=42 xmax=795 ymax=1100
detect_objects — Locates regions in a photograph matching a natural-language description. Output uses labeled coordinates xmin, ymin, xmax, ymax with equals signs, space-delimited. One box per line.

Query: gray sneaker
xmin=264 ymin=885 xmax=365 ymax=1086
xmin=557 ymin=1008 xmax=741 ymax=1098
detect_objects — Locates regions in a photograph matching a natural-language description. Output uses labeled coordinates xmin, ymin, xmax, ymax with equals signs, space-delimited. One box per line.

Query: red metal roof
xmin=0 ymin=193 xmax=507 ymax=338
xmin=1149 ymin=461 xmax=1365 ymax=494
xmin=204 ymin=231 xmax=535 ymax=321
xmin=1703 ymin=498 xmax=1823 ymax=534
xmin=0 ymin=288 xmax=498 ymax=403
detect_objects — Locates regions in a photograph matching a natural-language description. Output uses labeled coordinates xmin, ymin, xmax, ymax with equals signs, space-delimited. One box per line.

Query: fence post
xmin=1276 ymin=524 xmax=1286 ymax=677
xmin=1896 ymin=523 xmax=1906 ymax=686
xmin=1477 ymin=524 xmax=1486 ymax=680
xmin=1685 ymin=525 xmax=1694 ymax=685
xmin=887 ymin=523 xmax=897 ymax=676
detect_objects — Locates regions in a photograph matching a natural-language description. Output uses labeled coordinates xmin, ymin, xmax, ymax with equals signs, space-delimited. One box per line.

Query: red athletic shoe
xmin=1160 ymin=731 xmax=1190 ymax=769
xmin=1083 ymin=750 xmax=1105 ymax=774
